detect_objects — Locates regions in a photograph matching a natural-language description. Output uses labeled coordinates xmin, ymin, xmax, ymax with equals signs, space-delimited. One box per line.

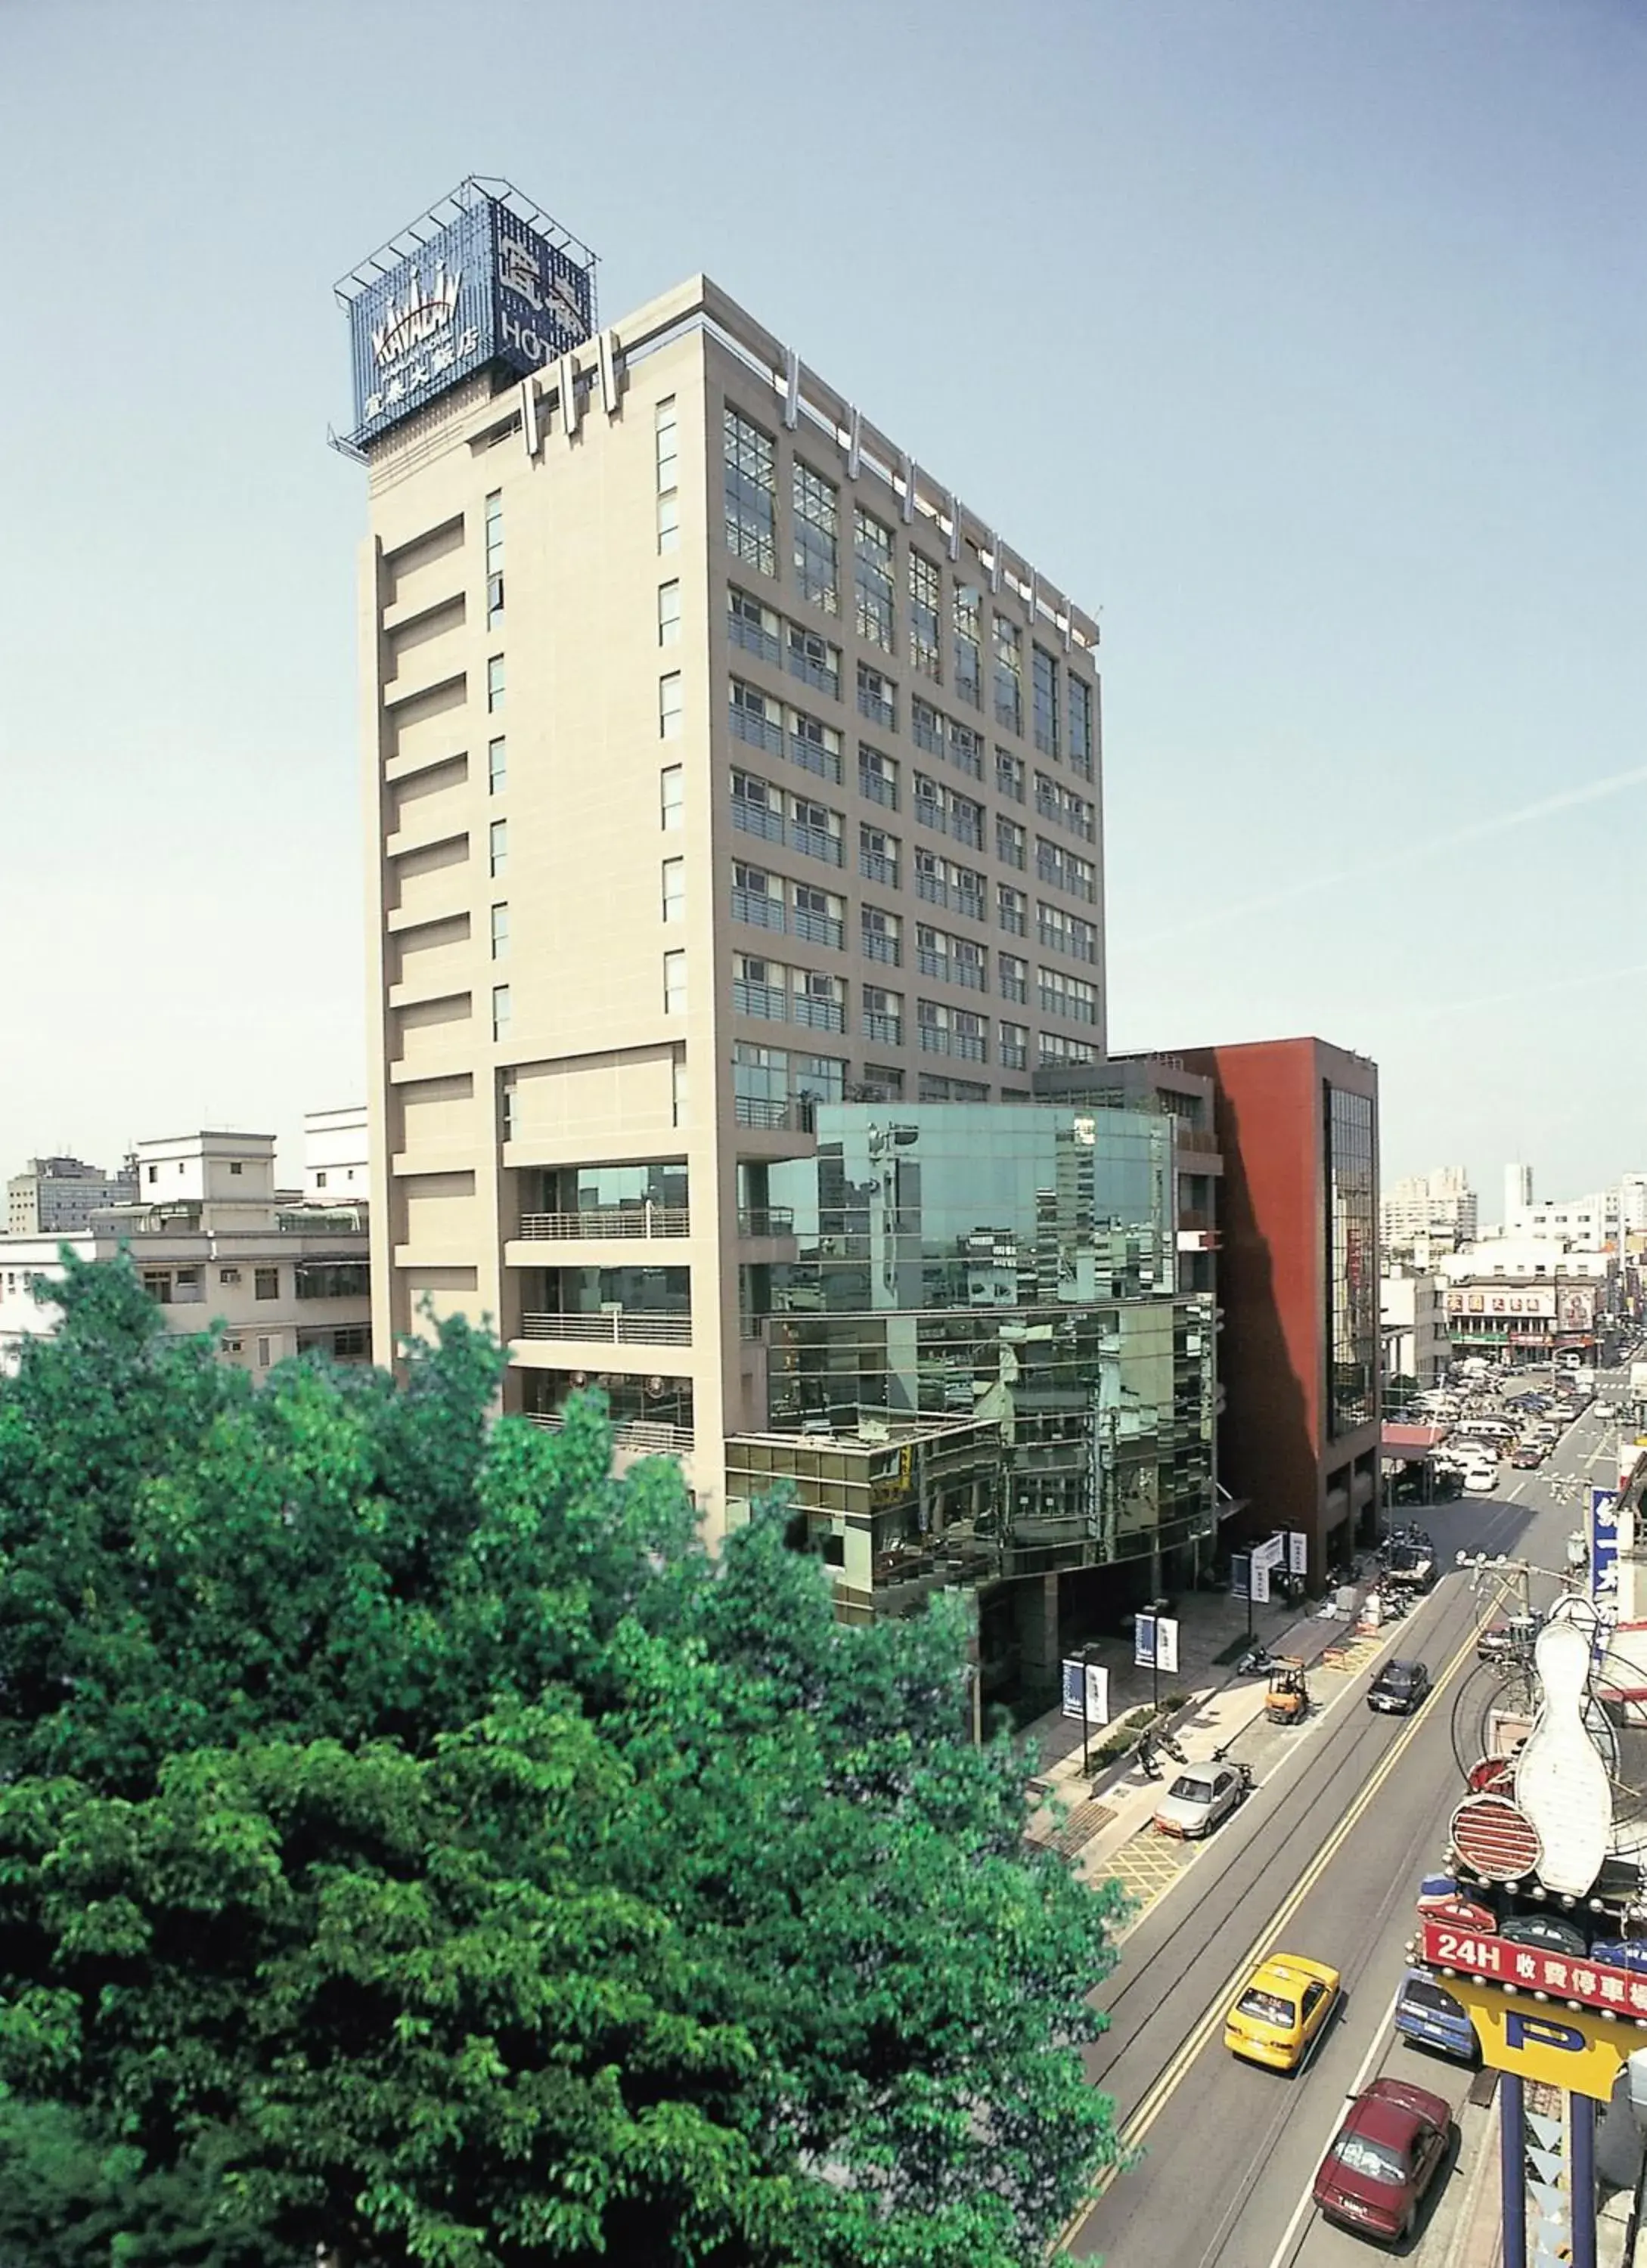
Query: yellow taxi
xmin=1224 ymin=1954 xmax=1342 ymax=2071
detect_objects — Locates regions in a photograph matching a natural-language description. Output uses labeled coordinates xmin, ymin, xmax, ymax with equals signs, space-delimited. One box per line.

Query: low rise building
xmin=1438 ymin=1239 xmax=1616 ymax=1365
xmin=0 ymin=1129 xmax=371 ymax=1377
xmin=1381 ymin=1266 xmax=1446 ymax=1390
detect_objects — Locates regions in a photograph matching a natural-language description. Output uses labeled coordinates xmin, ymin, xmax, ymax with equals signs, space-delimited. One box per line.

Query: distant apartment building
xmin=1380 ymin=1167 xmax=1478 ymax=1255
xmin=1505 ymin=1191 xmax=1621 ymax=1250
xmin=1504 ymin=1162 xmax=1534 ymax=1225
xmin=0 ymin=1129 xmax=371 ymax=1377
xmin=6 ymin=1154 xmax=137 ymax=1235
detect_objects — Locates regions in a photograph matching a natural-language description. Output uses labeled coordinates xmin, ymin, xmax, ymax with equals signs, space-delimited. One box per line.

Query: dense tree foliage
xmin=0 ymin=1254 xmax=1123 ymax=2266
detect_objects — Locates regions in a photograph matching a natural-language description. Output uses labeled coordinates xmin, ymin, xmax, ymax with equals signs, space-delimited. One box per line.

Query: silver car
xmin=1153 ymin=1762 xmax=1250 ymax=1839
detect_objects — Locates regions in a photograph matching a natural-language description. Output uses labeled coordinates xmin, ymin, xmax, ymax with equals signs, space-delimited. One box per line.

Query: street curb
xmin=1437 ymin=2092 xmax=1500 ymax=2268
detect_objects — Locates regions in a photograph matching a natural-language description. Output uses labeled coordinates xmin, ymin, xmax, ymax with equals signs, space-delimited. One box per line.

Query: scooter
xmin=1236 ymin=1644 xmax=1276 ymax=1676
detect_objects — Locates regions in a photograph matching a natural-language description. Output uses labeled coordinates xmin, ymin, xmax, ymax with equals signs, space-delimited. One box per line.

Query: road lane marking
xmin=1062 ymin=1610 xmax=1482 ymax=2243
xmin=1259 ymin=1978 xmax=1404 ymax=2268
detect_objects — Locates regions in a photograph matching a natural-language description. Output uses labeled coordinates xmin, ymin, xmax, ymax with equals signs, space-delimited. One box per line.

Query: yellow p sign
xmin=1448 ymin=1976 xmax=1639 ymax=2102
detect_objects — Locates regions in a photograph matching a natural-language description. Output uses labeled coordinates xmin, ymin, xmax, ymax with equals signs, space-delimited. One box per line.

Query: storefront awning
xmin=1382 ymin=1422 xmax=1447 ymax=1461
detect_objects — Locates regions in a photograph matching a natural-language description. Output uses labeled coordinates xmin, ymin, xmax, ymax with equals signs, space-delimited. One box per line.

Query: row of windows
xmin=730 ymin=1040 xmax=1098 ymax=1123
xmin=721 ymin=407 xmax=1096 ymax=779
xmin=730 ymin=860 xmax=1099 ymax=997
xmin=729 ymin=824 xmax=1098 ymax=954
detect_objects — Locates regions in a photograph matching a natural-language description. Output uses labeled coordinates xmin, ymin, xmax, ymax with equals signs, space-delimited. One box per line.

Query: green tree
xmin=0 ymin=1254 xmax=1123 ymax=2266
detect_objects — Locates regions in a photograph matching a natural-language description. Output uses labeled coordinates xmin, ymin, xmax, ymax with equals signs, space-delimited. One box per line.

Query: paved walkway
xmin=1022 ymin=1566 xmax=1403 ymax=1930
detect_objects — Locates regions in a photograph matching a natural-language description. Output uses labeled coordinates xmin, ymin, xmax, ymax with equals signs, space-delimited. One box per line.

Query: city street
xmin=1069 ymin=1377 xmax=1630 ymax=2267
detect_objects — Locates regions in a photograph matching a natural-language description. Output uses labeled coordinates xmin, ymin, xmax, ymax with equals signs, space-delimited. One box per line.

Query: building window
xmin=257 ymin=1337 xmax=272 ymax=1369
xmin=487 ymin=655 xmax=505 ymax=713
xmin=219 ymin=1266 xmax=241 ymax=1284
xmin=857 ymin=662 xmax=895 ymax=730
xmin=999 ymin=1019 xmax=1029 ymax=1070
xmin=229 ymin=1162 xmax=243 ymax=1176
xmin=1326 ymin=1084 xmax=1378 ymax=1436
xmin=909 ymin=550 xmax=941 ymax=680
xmin=996 ymin=748 xmax=1025 ymax=803
xmin=998 ymin=951 xmax=1028 ymax=1002
xmin=1031 ymin=645 xmax=1060 ymax=758
xmin=724 ymin=406 xmax=777 ymax=576
xmin=489 ymin=736 xmax=507 ymax=795
xmin=491 ymin=903 xmax=510 ymax=959
xmin=656 ymin=398 xmax=679 ymax=553
xmin=992 ymin=617 xmax=1022 ymax=733
xmin=485 ymin=489 xmax=504 ymax=624
xmin=858 ymin=742 xmax=898 ymax=808
xmin=954 ymin=583 xmax=982 ymax=708
xmin=489 ymin=820 xmax=508 ymax=878
xmin=314 ymin=1173 xmax=327 ymax=1191
xmin=861 ymin=984 xmax=903 ymax=1047
xmin=792 ymin=460 xmax=839 ymax=615
xmin=501 ymin=1070 xmax=517 ymax=1142
xmin=859 ymin=822 xmax=900 ymax=888
xmin=672 ymin=1050 xmax=689 ymax=1127
xmin=786 ymin=621 xmax=840 ymax=699
xmin=660 ymin=764 xmax=684 ymax=830
xmin=789 ymin=708 xmax=842 ymax=784
xmin=1069 ymin=674 xmax=1096 ymax=782
xmin=854 ymin=507 xmax=895 ymax=651
xmin=662 ymin=857 xmax=685 ymax=923
xmin=146 ymin=1163 xmax=157 ymax=1184
xmin=255 ymin=1266 xmax=279 ymax=1301
xmin=658 ymin=579 xmax=681 ymax=645
xmin=660 ymin=671 xmax=683 ymax=739
xmin=492 ymin=984 xmax=512 ymax=1040
xmin=663 ymin=950 xmax=687 ymax=1015
xmin=995 ymin=815 xmax=1026 ymax=869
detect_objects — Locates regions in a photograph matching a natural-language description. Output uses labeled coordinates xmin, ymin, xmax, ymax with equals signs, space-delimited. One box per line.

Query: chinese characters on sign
xmin=1419 ymin=1920 xmax=1647 ymax=2019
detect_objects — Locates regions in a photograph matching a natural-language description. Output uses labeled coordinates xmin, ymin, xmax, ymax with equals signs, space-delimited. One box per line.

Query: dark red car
xmin=1313 ymin=2077 xmax=1453 ymax=2243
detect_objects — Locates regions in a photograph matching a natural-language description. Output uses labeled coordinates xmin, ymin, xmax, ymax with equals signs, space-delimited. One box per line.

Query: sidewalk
xmin=1022 ymin=1573 xmax=1391 ymax=1909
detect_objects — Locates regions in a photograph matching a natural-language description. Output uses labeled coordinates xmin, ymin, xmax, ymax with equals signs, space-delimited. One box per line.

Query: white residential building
xmin=1381 ymin=1167 xmax=1478 ymax=1253
xmin=1380 ymin=1268 xmax=1446 ymax=1387
xmin=302 ymin=1105 xmax=370 ymax=1207
xmin=0 ymin=1130 xmax=371 ymax=1377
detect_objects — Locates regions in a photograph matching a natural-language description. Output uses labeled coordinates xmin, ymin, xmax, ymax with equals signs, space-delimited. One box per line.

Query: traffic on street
xmin=1068 ymin=1363 xmax=1636 ymax=2266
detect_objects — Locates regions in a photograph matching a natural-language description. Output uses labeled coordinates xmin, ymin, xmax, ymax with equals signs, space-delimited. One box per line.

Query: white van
xmin=1462 ymin=1460 xmax=1499 ymax=1495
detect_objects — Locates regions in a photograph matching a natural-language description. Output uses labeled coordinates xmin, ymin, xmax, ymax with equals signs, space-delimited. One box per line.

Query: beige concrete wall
xmin=356 ymin=275 xmax=1106 ymax=1539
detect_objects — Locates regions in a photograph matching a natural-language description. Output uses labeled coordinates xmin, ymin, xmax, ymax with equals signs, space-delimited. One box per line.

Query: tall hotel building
xmin=346 ymin=184 xmax=1212 ymax=1670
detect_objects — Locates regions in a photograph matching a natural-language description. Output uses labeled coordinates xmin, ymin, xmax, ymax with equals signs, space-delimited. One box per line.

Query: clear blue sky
xmin=2 ymin=0 xmax=1642 ymax=1210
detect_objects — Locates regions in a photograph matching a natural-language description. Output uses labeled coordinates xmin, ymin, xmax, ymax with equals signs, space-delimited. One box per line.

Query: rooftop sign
xmin=337 ymin=179 xmax=595 ymax=448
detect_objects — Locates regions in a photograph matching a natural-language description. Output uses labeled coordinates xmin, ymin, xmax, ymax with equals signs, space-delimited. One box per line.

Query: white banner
xmin=1061 ymin=1659 xmax=1110 ymax=1726
xmin=1252 ymin=1533 xmax=1286 ymax=1572
xmin=1134 ymin=1613 xmax=1156 ymax=1669
xmin=1251 ymin=1560 xmax=1271 ymax=1605
xmin=1288 ymin=1531 xmax=1308 ymax=1576
xmin=1155 ymin=1616 xmax=1180 ymax=1676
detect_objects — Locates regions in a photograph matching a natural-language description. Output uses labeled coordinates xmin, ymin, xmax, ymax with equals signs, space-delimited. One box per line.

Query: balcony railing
xmin=863 ymin=1012 xmax=903 ymax=1047
xmin=737 ymin=1206 xmax=796 ymax=1238
xmin=792 ymin=994 xmax=845 ymax=1032
xmin=862 ymin=929 xmax=901 ymax=965
xmin=791 ymin=906 xmax=842 ymax=949
xmin=860 ymin=848 xmax=899 ymax=888
xmin=733 ymin=798 xmax=784 ymax=843
xmin=731 ymin=705 xmax=785 ymax=758
xmin=789 ymin=821 xmax=843 ymax=866
xmin=520 ymin=1311 xmax=693 ymax=1346
xmin=858 ymin=686 xmax=896 ymax=729
xmin=858 ymin=765 xmax=897 ymax=807
xmin=789 ymin=732 xmax=842 ymax=783
xmin=735 ymin=1095 xmax=816 ymax=1132
xmin=526 ymin=1410 xmax=695 ymax=1455
xmin=733 ymin=978 xmax=787 ymax=1021
xmin=729 ymin=615 xmax=781 ymax=667
xmin=516 ymin=1207 xmax=690 ymax=1240
xmin=787 ymin=643 xmax=839 ymax=699
xmin=732 ymin=888 xmax=785 ymax=932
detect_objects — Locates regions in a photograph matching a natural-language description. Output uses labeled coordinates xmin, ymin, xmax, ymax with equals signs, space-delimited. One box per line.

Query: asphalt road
xmin=1068 ymin=1370 xmax=1630 ymax=2268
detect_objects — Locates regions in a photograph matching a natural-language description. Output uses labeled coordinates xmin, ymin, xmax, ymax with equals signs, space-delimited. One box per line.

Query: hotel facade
xmin=346 ymin=184 xmax=1213 ymax=1679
